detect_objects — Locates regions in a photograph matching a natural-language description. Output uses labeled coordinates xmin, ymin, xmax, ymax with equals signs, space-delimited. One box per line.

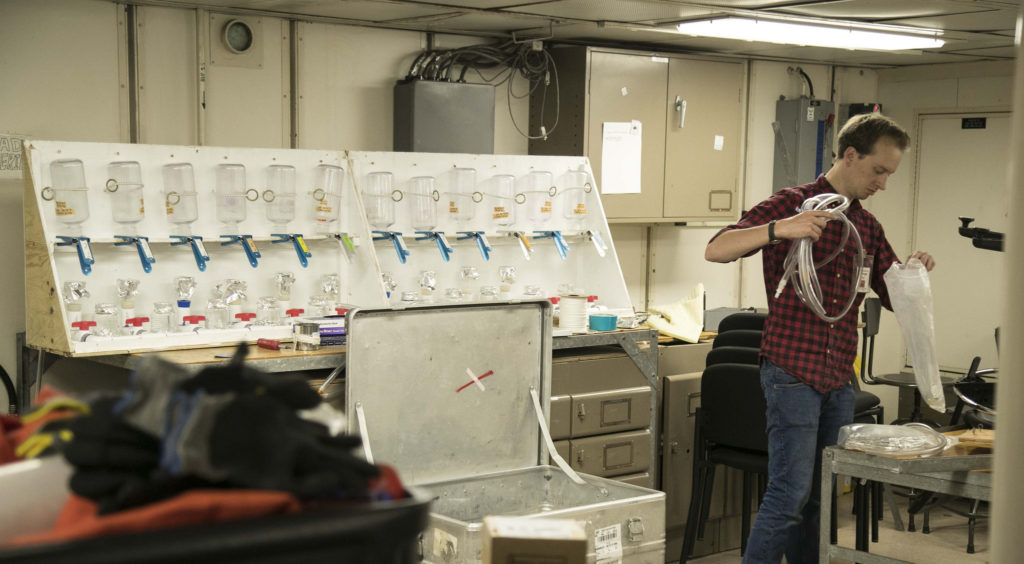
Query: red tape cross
xmin=456 ymin=370 xmax=494 ymax=392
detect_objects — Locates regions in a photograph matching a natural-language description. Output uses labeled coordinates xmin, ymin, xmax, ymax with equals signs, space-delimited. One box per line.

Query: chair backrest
xmin=706 ymin=346 xmax=760 ymax=367
xmin=700 ymin=363 xmax=768 ymax=452
xmin=862 ymin=297 xmax=881 ymax=339
xmin=717 ymin=312 xmax=766 ymax=333
xmin=712 ymin=329 xmax=763 ymax=349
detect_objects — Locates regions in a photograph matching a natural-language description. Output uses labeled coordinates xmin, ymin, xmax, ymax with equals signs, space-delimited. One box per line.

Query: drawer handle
xmin=576 ymin=449 xmax=585 ymax=466
xmin=577 ymin=404 xmax=586 ymax=420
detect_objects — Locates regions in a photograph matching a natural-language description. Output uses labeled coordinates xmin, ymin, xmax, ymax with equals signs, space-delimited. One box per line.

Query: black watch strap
xmin=768 ymin=220 xmax=781 ymax=245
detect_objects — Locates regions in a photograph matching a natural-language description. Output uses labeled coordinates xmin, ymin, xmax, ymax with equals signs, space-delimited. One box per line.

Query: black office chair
xmin=705 ymin=346 xmax=760 ymax=367
xmin=860 ymin=297 xmax=960 ymax=425
xmin=680 ymin=362 xmax=767 ymax=564
xmin=717 ymin=312 xmax=767 ymax=333
xmin=712 ymin=329 xmax=763 ymax=349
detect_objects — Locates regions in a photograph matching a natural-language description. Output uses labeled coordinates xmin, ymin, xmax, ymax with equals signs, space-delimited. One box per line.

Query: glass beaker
xmin=363 ymin=171 xmax=396 ymax=230
xmin=150 ymin=302 xmax=173 ymax=333
xmin=255 ymin=296 xmax=282 ymax=326
xmin=48 ymin=159 xmax=90 ymax=232
xmin=313 ymin=164 xmax=345 ymax=231
xmin=107 ymin=161 xmax=145 ymax=230
xmin=93 ymin=303 xmax=119 ymax=337
xmin=163 ymin=163 xmax=199 ymax=234
xmin=215 ymin=163 xmax=249 ymax=232
xmin=562 ymin=170 xmax=590 ymax=224
xmin=524 ymin=170 xmax=554 ymax=225
xmin=206 ymin=299 xmax=230 ymax=329
xmin=408 ymin=176 xmax=438 ymax=231
xmin=447 ymin=168 xmax=478 ymax=223
xmin=488 ymin=174 xmax=517 ymax=229
xmin=264 ymin=164 xmax=296 ymax=228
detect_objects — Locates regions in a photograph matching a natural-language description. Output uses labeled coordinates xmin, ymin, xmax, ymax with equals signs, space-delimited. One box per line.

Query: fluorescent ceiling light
xmin=675 ymin=17 xmax=944 ymax=51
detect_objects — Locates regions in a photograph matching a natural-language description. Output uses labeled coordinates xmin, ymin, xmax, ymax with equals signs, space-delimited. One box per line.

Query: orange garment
xmin=0 ymin=414 xmax=20 ymax=464
xmin=8 ymin=489 xmax=302 ymax=547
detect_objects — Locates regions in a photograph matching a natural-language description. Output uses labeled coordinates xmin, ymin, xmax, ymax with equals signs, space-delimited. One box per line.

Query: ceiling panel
xmin=887 ymin=9 xmax=1019 ymax=32
xmin=506 ymin=0 xmax=713 ymax=23
xmin=403 ymin=0 xmax=548 ymax=8
xmin=942 ymin=45 xmax=1017 ymax=58
xmin=414 ymin=12 xmax=553 ymax=32
xmin=184 ymin=0 xmax=454 ymax=22
xmin=774 ymin=0 xmax=984 ymax=21
xmin=829 ymin=50 xmax=980 ymax=66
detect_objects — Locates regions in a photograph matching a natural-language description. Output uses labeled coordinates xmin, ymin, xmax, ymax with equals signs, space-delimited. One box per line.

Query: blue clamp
xmin=533 ymin=230 xmax=570 ymax=260
xmin=114 ymin=235 xmax=156 ymax=273
xmin=416 ymin=231 xmax=454 ymax=262
xmin=221 ymin=234 xmax=261 ymax=268
xmin=457 ymin=231 xmax=493 ymax=261
xmin=56 ymin=236 xmax=95 ymax=276
xmin=170 ymin=235 xmax=210 ymax=272
xmin=373 ymin=230 xmax=411 ymax=264
xmin=271 ymin=233 xmax=312 ymax=268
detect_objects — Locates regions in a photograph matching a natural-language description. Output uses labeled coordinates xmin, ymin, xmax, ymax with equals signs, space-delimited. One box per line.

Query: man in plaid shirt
xmin=706 ymin=113 xmax=935 ymax=564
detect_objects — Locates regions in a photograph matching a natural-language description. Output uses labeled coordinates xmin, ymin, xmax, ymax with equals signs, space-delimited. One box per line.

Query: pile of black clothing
xmin=65 ymin=347 xmax=378 ymax=514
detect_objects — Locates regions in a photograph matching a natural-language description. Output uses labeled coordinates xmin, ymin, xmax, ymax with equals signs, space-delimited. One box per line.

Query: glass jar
xmin=264 ymin=164 xmax=296 ymax=228
xmin=255 ymin=296 xmax=282 ymax=326
xmin=562 ymin=170 xmax=590 ymax=222
xmin=48 ymin=159 xmax=90 ymax=229
xmin=162 ymin=163 xmax=199 ymax=233
xmin=524 ymin=170 xmax=554 ymax=224
xmin=107 ymin=161 xmax=145 ymax=227
xmin=215 ymin=163 xmax=249 ymax=230
xmin=93 ymin=303 xmax=119 ymax=337
xmin=488 ymin=174 xmax=517 ymax=228
xmin=408 ymin=176 xmax=438 ymax=231
xmin=447 ymin=168 xmax=478 ymax=223
xmin=364 ymin=171 xmax=396 ymax=230
xmin=313 ymin=164 xmax=345 ymax=231
xmin=150 ymin=301 xmax=173 ymax=333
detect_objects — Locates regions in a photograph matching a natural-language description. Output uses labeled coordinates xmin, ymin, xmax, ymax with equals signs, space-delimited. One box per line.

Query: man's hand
xmin=907 ymin=251 xmax=935 ymax=271
xmin=775 ymin=210 xmax=835 ymax=242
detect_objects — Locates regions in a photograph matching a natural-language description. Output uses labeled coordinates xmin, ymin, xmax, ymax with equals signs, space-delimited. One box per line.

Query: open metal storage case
xmin=346 ymin=301 xmax=665 ymax=563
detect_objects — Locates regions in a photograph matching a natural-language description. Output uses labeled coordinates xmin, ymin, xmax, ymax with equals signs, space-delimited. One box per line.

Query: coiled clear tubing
xmin=775 ymin=194 xmax=864 ymax=323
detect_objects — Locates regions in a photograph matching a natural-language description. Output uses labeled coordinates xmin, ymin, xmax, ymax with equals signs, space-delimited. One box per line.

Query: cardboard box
xmin=482 ymin=516 xmax=587 ymax=564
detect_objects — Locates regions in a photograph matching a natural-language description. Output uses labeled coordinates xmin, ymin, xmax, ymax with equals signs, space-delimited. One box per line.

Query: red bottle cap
xmin=286 ymin=308 xmax=305 ymax=317
xmin=548 ymin=297 xmax=560 ymax=305
xmin=335 ymin=308 xmax=349 ymax=316
xmin=71 ymin=321 xmax=97 ymax=330
xmin=587 ymin=295 xmax=599 ymax=303
xmin=235 ymin=312 xmax=256 ymax=321
xmin=183 ymin=315 xmax=206 ymax=324
xmin=125 ymin=317 xmax=150 ymax=327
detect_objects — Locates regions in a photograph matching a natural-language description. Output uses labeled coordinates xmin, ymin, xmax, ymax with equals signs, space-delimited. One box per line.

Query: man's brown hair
xmin=836 ymin=113 xmax=910 ymax=157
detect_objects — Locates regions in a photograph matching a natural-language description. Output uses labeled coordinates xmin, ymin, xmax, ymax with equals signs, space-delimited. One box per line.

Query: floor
xmin=687 ymin=489 xmax=989 ymax=563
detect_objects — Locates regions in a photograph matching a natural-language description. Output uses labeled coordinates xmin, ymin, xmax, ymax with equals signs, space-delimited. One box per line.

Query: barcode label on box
xmin=432 ymin=528 xmax=457 ymax=558
xmin=594 ymin=523 xmax=622 ymax=559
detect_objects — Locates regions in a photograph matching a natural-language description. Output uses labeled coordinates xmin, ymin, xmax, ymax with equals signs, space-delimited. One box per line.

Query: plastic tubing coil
xmin=774 ymin=194 xmax=864 ymax=323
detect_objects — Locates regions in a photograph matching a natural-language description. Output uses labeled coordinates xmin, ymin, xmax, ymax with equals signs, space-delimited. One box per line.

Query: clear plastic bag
xmin=883 ymin=258 xmax=945 ymax=412
xmin=838 ymin=423 xmax=951 ymax=457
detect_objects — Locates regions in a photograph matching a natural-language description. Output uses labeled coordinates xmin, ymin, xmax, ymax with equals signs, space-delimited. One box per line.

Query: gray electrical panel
xmin=393 ymin=80 xmax=495 ymax=154
xmin=772 ymin=97 xmax=835 ymax=192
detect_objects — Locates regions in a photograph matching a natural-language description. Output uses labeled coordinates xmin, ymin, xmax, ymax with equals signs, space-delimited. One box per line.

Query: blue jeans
xmin=742 ymin=359 xmax=854 ymax=564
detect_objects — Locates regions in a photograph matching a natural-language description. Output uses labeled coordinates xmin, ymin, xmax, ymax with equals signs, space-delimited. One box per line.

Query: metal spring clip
xmin=373 ymin=231 xmax=411 ymax=264
xmin=416 ymin=231 xmax=454 ymax=262
xmin=532 ymin=230 xmax=570 ymax=260
xmin=170 ymin=235 xmax=210 ymax=272
xmin=55 ymin=236 xmax=95 ymax=275
xmin=114 ymin=235 xmax=156 ymax=273
xmin=456 ymin=231 xmax=493 ymax=261
xmin=220 ymin=234 xmax=261 ymax=268
xmin=271 ymin=233 xmax=312 ymax=268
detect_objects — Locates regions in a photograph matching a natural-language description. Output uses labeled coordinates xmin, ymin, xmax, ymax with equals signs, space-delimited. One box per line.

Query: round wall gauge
xmin=223 ymin=19 xmax=254 ymax=54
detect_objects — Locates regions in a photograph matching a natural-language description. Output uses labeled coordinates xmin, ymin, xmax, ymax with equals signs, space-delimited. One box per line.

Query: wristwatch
xmin=768 ymin=220 xmax=782 ymax=245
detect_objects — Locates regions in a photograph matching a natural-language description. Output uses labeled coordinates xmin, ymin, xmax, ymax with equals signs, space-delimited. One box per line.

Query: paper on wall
xmin=600 ymin=121 xmax=642 ymax=194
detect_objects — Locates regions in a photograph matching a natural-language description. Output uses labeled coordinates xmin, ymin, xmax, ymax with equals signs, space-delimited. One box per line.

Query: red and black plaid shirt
xmin=713 ymin=176 xmax=899 ymax=393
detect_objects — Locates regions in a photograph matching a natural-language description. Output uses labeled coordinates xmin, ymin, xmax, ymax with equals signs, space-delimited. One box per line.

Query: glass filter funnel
xmin=313 ymin=164 xmax=345 ymax=233
xmin=215 ymin=163 xmax=250 ymax=233
xmin=363 ymin=171 xmax=397 ymax=230
xmin=107 ymin=161 xmax=145 ymax=233
xmin=524 ymin=170 xmax=555 ymax=225
xmin=447 ymin=168 xmax=479 ymax=224
xmin=562 ymin=170 xmax=590 ymax=228
xmin=264 ymin=164 xmax=296 ymax=229
xmin=162 ymin=163 xmax=199 ymax=235
xmin=47 ymin=159 xmax=90 ymax=234
xmin=489 ymin=174 xmax=517 ymax=229
xmin=409 ymin=176 xmax=439 ymax=231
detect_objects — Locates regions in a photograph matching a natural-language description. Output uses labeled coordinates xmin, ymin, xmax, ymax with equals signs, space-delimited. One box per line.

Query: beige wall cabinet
xmin=530 ymin=46 xmax=745 ymax=222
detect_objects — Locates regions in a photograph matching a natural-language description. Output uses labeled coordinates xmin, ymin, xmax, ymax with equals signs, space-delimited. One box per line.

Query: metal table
xmin=819 ymin=446 xmax=992 ymax=564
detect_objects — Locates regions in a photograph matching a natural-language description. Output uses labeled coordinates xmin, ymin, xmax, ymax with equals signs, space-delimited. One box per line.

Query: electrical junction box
xmin=393 ymin=80 xmax=495 ymax=154
xmin=772 ymin=97 xmax=835 ymax=192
